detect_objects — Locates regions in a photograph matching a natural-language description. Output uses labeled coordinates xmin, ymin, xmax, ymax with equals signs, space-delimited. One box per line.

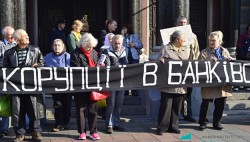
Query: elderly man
xmin=105 ymin=35 xmax=128 ymax=134
xmin=0 ymin=26 xmax=16 ymax=137
xmin=3 ymin=29 xmax=44 ymax=142
xmin=175 ymin=16 xmax=200 ymax=122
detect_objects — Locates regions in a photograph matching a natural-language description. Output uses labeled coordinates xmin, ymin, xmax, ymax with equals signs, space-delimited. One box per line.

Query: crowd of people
xmin=0 ymin=15 xmax=246 ymax=141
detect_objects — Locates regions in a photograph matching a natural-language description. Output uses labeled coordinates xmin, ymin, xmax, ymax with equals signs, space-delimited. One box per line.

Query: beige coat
xmin=158 ymin=43 xmax=190 ymax=94
xmin=199 ymin=46 xmax=232 ymax=99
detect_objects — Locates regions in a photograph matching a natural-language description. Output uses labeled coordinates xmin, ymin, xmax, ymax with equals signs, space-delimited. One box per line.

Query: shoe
xmin=213 ymin=124 xmax=223 ymax=130
xmin=184 ymin=116 xmax=196 ymax=122
xmin=246 ymin=88 xmax=250 ymax=91
xmin=113 ymin=125 xmax=125 ymax=131
xmin=233 ymin=87 xmax=239 ymax=91
xmin=64 ymin=123 xmax=69 ymax=130
xmin=205 ymin=118 xmax=209 ymax=123
xmin=0 ymin=131 xmax=8 ymax=137
xmin=52 ymin=125 xmax=64 ymax=132
xmin=199 ymin=125 xmax=206 ymax=130
xmin=89 ymin=133 xmax=100 ymax=140
xmin=78 ymin=133 xmax=86 ymax=140
xmin=13 ymin=135 xmax=25 ymax=142
xmin=106 ymin=127 xmax=113 ymax=134
xmin=166 ymin=128 xmax=181 ymax=134
xmin=156 ymin=130 xmax=163 ymax=135
xmin=31 ymin=132 xmax=44 ymax=141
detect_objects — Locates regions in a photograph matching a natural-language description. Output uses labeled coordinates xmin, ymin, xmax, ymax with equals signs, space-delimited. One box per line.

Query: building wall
xmin=240 ymin=0 xmax=250 ymax=34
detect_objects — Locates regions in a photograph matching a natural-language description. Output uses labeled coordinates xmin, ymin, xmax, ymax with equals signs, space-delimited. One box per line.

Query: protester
xmin=156 ymin=30 xmax=190 ymax=135
xmin=98 ymin=33 xmax=114 ymax=120
xmin=235 ymin=23 xmax=250 ymax=91
xmin=100 ymin=33 xmax=114 ymax=52
xmin=97 ymin=19 xmax=117 ymax=52
xmin=3 ymin=29 xmax=44 ymax=142
xmin=104 ymin=35 xmax=128 ymax=134
xmin=0 ymin=26 xmax=16 ymax=137
xmin=175 ymin=16 xmax=199 ymax=122
xmin=70 ymin=33 xmax=100 ymax=140
xmin=198 ymin=31 xmax=232 ymax=130
xmin=44 ymin=39 xmax=72 ymax=132
xmin=48 ymin=19 xmax=67 ymax=54
xmin=67 ymin=20 xmax=83 ymax=53
xmin=121 ymin=24 xmax=143 ymax=96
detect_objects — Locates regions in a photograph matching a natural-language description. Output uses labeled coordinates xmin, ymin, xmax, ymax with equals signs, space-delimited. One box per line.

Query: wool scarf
xmin=80 ymin=48 xmax=95 ymax=67
xmin=72 ymin=31 xmax=81 ymax=42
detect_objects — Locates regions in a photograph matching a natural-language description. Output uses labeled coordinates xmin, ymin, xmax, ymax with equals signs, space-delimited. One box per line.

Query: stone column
xmin=131 ymin=0 xmax=142 ymax=36
xmin=0 ymin=0 xmax=15 ymax=28
xmin=230 ymin=0 xmax=240 ymax=47
xmin=157 ymin=0 xmax=170 ymax=45
xmin=15 ymin=0 xmax=26 ymax=30
xmin=171 ymin=0 xmax=190 ymax=24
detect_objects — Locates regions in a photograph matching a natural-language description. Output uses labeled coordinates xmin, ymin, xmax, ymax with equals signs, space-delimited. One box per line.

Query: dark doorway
xmin=38 ymin=0 xmax=107 ymax=55
xmin=190 ymin=0 xmax=207 ymax=50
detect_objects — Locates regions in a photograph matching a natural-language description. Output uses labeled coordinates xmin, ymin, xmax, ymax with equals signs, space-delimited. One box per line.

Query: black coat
xmin=3 ymin=44 xmax=45 ymax=127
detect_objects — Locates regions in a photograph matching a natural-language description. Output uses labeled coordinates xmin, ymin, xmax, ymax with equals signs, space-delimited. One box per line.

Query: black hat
xmin=56 ymin=19 xmax=66 ymax=24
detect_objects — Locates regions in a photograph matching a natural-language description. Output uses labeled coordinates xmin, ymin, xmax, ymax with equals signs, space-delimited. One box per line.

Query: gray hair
xmin=13 ymin=29 xmax=26 ymax=40
xmin=209 ymin=31 xmax=223 ymax=45
xmin=78 ymin=33 xmax=98 ymax=48
xmin=2 ymin=26 xmax=14 ymax=36
xmin=111 ymin=34 xmax=123 ymax=43
xmin=170 ymin=30 xmax=184 ymax=43
xmin=53 ymin=39 xmax=66 ymax=52
xmin=175 ymin=16 xmax=188 ymax=25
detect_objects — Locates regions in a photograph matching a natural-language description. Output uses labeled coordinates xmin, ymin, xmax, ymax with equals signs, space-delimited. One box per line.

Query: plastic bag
xmin=0 ymin=95 xmax=12 ymax=116
xmin=98 ymin=99 xmax=107 ymax=108
xmin=90 ymin=91 xmax=110 ymax=101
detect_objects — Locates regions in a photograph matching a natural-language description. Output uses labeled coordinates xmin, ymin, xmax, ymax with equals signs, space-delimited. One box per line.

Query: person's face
xmin=247 ymin=26 xmax=250 ymax=35
xmin=108 ymin=35 xmax=113 ymax=44
xmin=58 ymin=23 xmax=66 ymax=30
xmin=121 ymin=28 xmax=127 ymax=36
xmin=176 ymin=36 xmax=186 ymax=47
xmin=53 ymin=41 xmax=64 ymax=54
xmin=83 ymin=45 xmax=93 ymax=52
xmin=17 ymin=31 xmax=29 ymax=47
xmin=209 ymin=36 xmax=220 ymax=49
xmin=74 ymin=25 xmax=82 ymax=33
xmin=176 ymin=18 xmax=187 ymax=26
xmin=112 ymin=38 xmax=123 ymax=52
xmin=109 ymin=21 xmax=117 ymax=32
xmin=5 ymin=29 xmax=15 ymax=43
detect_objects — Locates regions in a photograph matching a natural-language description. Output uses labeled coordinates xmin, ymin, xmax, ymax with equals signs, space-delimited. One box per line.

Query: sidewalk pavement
xmin=1 ymin=114 xmax=250 ymax=142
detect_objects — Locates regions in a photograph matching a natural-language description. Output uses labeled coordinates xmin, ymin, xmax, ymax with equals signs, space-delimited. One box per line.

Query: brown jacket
xmin=158 ymin=43 xmax=190 ymax=94
xmin=199 ymin=46 xmax=232 ymax=99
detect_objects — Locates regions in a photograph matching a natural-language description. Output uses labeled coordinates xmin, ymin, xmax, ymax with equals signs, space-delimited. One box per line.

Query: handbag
xmin=90 ymin=91 xmax=111 ymax=101
xmin=0 ymin=95 xmax=12 ymax=116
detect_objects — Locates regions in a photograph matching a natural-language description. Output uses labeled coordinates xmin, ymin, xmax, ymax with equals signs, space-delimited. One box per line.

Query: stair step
xmin=223 ymin=109 xmax=250 ymax=116
xmin=225 ymin=100 xmax=250 ymax=110
xmin=123 ymin=96 xmax=141 ymax=105
xmin=228 ymin=92 xmax=250 ymax=100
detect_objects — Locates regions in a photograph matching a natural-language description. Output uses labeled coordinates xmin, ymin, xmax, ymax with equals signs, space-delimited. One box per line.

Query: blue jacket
xmin=44 ymin=52 xmax=70 ymax=67
xmin=123 ymin=34 xmax=143 ymax=60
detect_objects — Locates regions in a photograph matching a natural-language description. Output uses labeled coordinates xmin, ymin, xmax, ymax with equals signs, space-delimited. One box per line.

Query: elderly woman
xmin=198 ymin=31 xmax=232 ymax=130
xmin=156 ymin=30 xmax=190 ymax=135
xmin=44 ymin=39 xmax=71 ymax=132
xmin=67 ymin=20 xmax=83 ymax=53
xmin=70 ymin=33 xmax=100 ymax=140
